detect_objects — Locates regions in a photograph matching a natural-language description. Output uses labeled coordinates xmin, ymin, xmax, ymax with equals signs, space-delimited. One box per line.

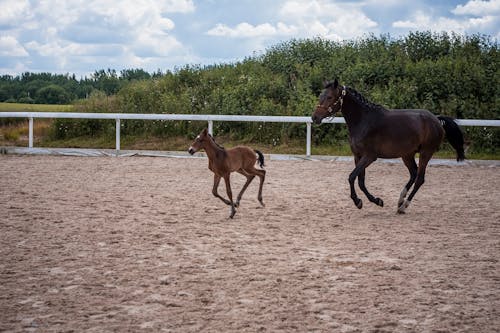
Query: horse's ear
xmin=202 ymin=128 xmax=208 ymax=135
xmin=333 ymin=78 xmax=339 ymax=89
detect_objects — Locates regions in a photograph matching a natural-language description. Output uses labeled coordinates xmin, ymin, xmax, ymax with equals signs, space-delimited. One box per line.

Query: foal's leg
xmin=223 ymin=174 xmax=236 ymax=218
xmin=349 ymin=156 xmax=376 ymax=209
xmin=255 ymin=168 xmax=266 ymax=206
xmin=398 ymin=153 xmax=431 ymax=214
xmin=235 ymin=170 xmax=255 ymax=207
xmin=235 ymin=167 xmax=266 ymax=207
xmin=398 ymin=155 xmax=418 ymax=208
xmin=356 ymin=158 xmax=383 ymax=207
xmin=212 ymin=174 xmax=231 ymax=205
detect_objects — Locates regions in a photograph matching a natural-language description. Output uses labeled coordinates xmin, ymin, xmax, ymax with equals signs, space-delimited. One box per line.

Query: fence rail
xmin=1 ymin=112 xmax=499 ymax=156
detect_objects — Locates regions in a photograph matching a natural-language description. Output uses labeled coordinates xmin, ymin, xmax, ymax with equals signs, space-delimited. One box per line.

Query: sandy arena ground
xmin=0 ymin=154 xmax=499 ymax=332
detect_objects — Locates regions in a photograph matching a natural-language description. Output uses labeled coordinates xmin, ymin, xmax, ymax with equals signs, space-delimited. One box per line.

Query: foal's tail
xmin=255 ymin=150 xmax=265 ymax=168
xmin=437 ymin=116 xmax=465 ymax=161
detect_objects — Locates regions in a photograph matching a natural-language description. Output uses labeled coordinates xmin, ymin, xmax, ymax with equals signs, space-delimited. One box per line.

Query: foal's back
xmin=226 ymin=146 xmax=258 ymax=172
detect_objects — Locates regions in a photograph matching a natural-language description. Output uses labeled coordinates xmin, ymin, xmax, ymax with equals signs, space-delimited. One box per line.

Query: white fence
xmin=1 ymin=112 xmax=499 ymax=156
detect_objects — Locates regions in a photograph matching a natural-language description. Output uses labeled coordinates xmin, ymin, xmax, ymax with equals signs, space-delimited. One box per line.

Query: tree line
xmin=0 ymin=69 xmax=157 ymax=104
xmin=1 ymin=31 xmax=498 ymax=154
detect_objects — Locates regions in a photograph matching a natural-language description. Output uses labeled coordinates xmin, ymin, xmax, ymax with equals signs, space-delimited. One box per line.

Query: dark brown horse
xmin=188 ymin=128 xmax=266 ymax=218
xmin=312 ymin=79 xmax=465 ymax=214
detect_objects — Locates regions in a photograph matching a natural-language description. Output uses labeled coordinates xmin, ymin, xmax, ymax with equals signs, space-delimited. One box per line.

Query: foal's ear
xmin=202 ymin=128 xmax=208 ymax=135
xmin=333 ymin=78 xmax=339 ymax=89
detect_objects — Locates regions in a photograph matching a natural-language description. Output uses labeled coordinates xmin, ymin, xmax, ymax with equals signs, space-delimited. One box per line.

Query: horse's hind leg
xmin=398 ymin=153 xmax=431 ymax=214
xmin=212 ymin=174 xmax=231 ymax=206
xmin=398 ymin=155 xmax=418 ymax=208
xmin=358 ymin=167 xmax=383 ymax=207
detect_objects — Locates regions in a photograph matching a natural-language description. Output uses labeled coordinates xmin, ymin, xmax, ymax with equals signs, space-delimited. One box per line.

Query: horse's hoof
xmin=397 ymin=200 xmax=409 ymax=214
xmin=234 ymin=201 xmax=240 ymax=208
xmin=229 ymin=206 xmax=236 ymax=219
xmin=259 ymin=200 xmax=265 ymax=207
xmin=355 ymin=199 xmax=363 ymax=209
xmin=375 ymin=198 xmax=384 ymax=207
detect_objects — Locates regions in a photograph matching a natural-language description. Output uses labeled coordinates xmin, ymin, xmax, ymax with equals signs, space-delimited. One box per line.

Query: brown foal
xmin=188 ymin=128 xmax=266 ymax=218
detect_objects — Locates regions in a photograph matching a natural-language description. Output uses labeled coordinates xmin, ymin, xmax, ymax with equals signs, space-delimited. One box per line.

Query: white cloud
xmin=452 ymin=0 xmax=500 ymax=16
xmin=393 ymin=11 xmax=459 ymax=30
xmin=279 ymin=0 xmax=378 ymax=40
xmin=0 ymin=35 xmax=29 ymax=56
xmin=207 ymin=22 xmax=297 ymax=38
xmin=206 ymin=0 xmax=378 ymax=41
xmin=0 ymin=0 xmax=30 ymax=26
xmin=393 ymin=5 xmax=500 ymax=38
xmin=4 ymin=0 xmax=194 ymax=70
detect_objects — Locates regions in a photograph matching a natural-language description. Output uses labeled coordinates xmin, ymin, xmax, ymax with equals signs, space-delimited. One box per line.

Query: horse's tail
xmin=437 ymin=116 xmax=465 ymax=162
xmin=255 ymin=150 xmax=265 ymax=168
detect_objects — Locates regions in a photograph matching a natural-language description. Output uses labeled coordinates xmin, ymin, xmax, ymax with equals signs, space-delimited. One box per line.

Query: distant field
xmin=0 ymin=102 xmax=73 ymax=112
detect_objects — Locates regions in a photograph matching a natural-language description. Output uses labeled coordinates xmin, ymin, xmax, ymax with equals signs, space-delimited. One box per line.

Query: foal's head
xmin=188 ymin=128 xmax=210 ymax=155
xmin=311 ymin=79 xmax=345 ymax=124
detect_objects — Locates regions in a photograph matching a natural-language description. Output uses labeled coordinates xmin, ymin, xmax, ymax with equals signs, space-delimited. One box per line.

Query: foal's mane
xmin=208 ymin=133 xmax=225 ymax=150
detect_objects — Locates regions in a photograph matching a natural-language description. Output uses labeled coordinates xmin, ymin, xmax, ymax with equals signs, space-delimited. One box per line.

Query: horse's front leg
xmin=212 ymin=174 xmax=231 ymax=205
xmin=349 ymin=156 xmax=376 ymax=209
xmin=358 ymin=168 xmax=383 ymax=207
xmin=223 ymin=174 xmax=236 ymax=218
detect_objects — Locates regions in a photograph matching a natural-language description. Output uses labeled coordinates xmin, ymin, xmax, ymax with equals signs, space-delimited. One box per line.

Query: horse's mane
xmin=208 ymin=133 xmax=225 ymax=150
xmin=345 ymin=87 xmax=387 ymax=113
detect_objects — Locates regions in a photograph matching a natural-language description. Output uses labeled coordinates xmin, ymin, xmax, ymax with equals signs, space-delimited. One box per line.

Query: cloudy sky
xmin=1 ymin=0 xmax=499 ymax=77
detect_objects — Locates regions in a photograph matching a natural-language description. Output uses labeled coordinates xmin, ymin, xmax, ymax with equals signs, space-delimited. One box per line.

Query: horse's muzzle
xmin=188 ymin=147 xmax=195 ymax=155
xmin=311 ymin=114 xmax=322 ymax=125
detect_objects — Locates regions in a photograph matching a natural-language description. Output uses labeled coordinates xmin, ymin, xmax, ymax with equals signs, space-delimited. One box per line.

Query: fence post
xmin=306 ymin=122 xmax=311 ymax=157
xmin=208 ymin=120 xmax=213 ymax=135
xmin=115 ymin=118 xmax=121 ymax=154
xmin=29 ymin=117 xmax=33 ymax=148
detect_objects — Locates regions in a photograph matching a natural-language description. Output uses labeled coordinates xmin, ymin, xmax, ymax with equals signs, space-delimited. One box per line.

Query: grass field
xmin=0 ymin=102 xmax=73 ymax=112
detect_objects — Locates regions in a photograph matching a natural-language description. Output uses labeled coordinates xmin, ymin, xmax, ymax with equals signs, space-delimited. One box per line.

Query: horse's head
xmin=188 ymin=128 xmax=209 ymax=155
xmin=311 ymin=79 xmax=345 ymax=124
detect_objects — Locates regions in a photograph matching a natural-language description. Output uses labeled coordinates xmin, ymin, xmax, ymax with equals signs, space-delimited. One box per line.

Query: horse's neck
xmin=342 ymin=94 xmax=377 ymax=131
xmin=341 ymin=95 xmax=364 ymax=128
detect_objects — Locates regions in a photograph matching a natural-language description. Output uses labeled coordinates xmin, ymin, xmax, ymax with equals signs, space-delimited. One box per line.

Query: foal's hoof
xmin=234 ymin=201 xmax=240 ymax=208
xmin=259 ymin=199 xmax=265 ymax=207
xmin=375 ymin=198 xmax=384 ymax=207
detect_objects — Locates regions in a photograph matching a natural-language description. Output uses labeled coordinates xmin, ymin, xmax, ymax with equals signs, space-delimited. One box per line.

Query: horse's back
xmin=361 ymin=108 xmax=443 ymax=158
xmin=386 ymin=108 xmax=444 ymax=147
